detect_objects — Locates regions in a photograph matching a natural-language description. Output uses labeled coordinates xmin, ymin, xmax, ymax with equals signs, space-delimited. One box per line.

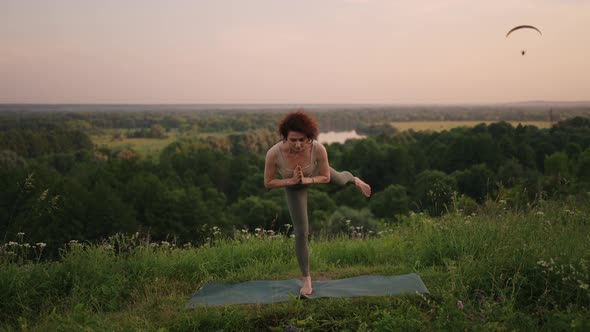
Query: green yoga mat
xmin=187 ymin=273 xmax=429 ymax=307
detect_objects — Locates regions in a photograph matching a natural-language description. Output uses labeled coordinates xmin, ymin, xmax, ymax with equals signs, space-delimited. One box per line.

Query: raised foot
xmin=354 ymin=177 xmax=372 ymax=198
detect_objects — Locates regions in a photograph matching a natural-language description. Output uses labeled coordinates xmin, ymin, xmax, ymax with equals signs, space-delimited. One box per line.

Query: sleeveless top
xmin=272 ymin=140 xmax=318 ymax=179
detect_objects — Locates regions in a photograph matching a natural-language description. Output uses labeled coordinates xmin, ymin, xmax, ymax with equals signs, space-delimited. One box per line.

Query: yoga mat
xmin=187 ymin=273 xmax=429 ymax=307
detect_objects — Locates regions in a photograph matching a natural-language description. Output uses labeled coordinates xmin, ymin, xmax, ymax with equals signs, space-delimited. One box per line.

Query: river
xmin=318 ymin=130 xmax=366 ymax=144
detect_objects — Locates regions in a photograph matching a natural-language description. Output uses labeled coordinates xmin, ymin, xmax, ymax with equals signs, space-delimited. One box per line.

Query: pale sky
xmin=1 ymin=0 xmax=589 ymax=104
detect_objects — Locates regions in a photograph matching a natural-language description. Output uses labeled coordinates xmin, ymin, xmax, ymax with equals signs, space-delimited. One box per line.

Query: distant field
xmin=90 ymin=130 xmax=239 ymax=157
xmin=91 ymin=130 xmax=179 ymax=157
xmin=390 ymin=121 xmax=552 ymax=132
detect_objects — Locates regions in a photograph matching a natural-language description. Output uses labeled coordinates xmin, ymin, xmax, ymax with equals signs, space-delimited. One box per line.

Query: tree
xmin=412 ymin=170 xmax=457 ymax=216
xmin=488 ymin=121 xmax=514 ymax=140
xmin=229 ymin=196 xmax=281 ymax=230
xmin=444 ymin=133 xmax=501 ymax=172
xmin=322 ymin=206 xmax=377 ymax=237
xmin=453 ymin=164 xmax=495 ymax=202
xmin=574 ymin=148 xmax=590 ymax=191
xmin=369 ymin=184 xmax=409 ymax=219
xmin=515 ymin=143 xmax=536 ymax=169
xmin=497 ymin=159 xmax=525 ymax=188
xmin=544 ymin=152 xmax=570 ymax=177
xmin=307 ymin=189 xmax=337 ymax=220
xmin=331 ymin=185 xmax=369 ymax=210
xmin=0 ymin=150 xmax=27 ymax=170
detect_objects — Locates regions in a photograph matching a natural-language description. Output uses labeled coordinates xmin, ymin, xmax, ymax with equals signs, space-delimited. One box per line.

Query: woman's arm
xmin=264 ymin=147 xmax=301 ymax=189
xmin=301 ymin=143 xmax=330 ymax=185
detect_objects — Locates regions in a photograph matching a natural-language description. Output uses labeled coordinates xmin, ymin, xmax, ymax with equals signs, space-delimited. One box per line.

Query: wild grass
xmin=1 ymin=199 xmax=589 ymax=331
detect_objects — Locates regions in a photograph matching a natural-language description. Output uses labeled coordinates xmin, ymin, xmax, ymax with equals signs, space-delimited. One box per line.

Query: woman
xmin=264 ymin=110 xmax=371 ymax=295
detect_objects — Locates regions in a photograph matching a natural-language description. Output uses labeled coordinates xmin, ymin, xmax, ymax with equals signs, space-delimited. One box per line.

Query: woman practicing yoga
xmin=263 ymin=110 xmax=372 ymax=295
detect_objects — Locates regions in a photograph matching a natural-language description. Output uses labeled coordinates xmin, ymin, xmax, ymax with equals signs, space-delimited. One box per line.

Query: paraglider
xmin=506 ymin=25 xmax=542 ymax=56
xmin=506 ymin=25 xmax=542 ymax=38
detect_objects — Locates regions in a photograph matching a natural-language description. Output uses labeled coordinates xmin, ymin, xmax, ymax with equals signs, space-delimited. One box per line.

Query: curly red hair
xmin=278 ymin=109 xmax=319 ymax=140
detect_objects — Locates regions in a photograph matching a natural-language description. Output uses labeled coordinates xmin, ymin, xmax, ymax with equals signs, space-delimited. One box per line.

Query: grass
xmin=1 ymin=199 xmax=590 ymax=331
xmin=390 ymin=121 xmax=553 ymax=132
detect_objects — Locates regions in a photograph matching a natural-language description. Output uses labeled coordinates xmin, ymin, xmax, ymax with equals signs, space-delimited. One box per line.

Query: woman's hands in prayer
xmin=293 ymin=165 xmax=313 ymax=185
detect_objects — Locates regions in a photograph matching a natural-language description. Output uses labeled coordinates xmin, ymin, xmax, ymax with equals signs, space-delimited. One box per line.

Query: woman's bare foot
xmin=300 ymin=276 xmax=313 ymax=295
xmin=354 ymin=177 xmax=371 ymax=197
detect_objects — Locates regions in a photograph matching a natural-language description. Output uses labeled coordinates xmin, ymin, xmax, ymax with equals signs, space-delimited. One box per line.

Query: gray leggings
xmin=286 ymin=167 xmax=355 ymax=277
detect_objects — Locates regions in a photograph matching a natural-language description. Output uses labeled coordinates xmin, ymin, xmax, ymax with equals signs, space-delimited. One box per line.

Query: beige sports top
xmin=271 ymin=140 xmax=318 ymax=179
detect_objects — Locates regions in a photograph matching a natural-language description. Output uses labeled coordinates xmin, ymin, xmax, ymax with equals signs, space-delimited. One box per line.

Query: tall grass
xmin=1 ymin=199 xmax=589 ymax=331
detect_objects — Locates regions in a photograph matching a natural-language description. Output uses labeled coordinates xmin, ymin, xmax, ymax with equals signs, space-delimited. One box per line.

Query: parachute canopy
xmin=506 ymin=25 xmax=542 ymax=38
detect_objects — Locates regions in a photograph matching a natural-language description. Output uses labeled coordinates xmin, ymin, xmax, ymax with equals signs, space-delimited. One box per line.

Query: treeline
xmin=2 ymin=104 xmax=590 ymax=133
xmin=0 ymin=109 xmax=280 ymax=134
xmin=328 ymin=117 xmax=590 ymax=217
xmin=2 ymin=116 xmax=590 ymax=257
xmin=0 ymin=127 xmax=93 ymax=158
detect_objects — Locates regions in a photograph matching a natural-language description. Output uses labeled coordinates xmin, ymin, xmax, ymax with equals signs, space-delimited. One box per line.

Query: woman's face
xmin=286 ymin=131 xmax=310 ymax=153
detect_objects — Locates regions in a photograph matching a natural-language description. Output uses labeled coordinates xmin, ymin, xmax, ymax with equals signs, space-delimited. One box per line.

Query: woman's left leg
xmin=329 ymin=167 xmax=371 ymax=197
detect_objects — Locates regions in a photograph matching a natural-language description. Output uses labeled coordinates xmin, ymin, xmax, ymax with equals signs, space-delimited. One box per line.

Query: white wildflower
xmin=457 ymin=300 xmax=464 ymax=310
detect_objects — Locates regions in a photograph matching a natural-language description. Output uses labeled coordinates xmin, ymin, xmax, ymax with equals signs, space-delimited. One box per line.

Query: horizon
xmin=1 ymin=1 xmax=589 ymax=104
xmin=1 ymin=100 xmax=589 ymax=107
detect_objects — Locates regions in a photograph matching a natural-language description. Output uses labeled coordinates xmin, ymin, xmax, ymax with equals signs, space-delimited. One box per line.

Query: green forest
xmin=2 ymin=107 xmax=590 ymax=258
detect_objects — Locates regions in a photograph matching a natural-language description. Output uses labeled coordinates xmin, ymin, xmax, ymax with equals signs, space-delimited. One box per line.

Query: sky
xmin=1 ymin=0 xmax=589 ymax=104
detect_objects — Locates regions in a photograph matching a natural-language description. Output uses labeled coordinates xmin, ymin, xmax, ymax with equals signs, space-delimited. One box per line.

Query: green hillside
xmin=2 ymin=199 xmax=589 ymax=331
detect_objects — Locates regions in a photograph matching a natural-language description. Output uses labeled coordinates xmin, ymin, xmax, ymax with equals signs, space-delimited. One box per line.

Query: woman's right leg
xmin=285 ymin=186 xmax=310 ymax=277
xmin=285 ymin=186 xmax=313 ymax=295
